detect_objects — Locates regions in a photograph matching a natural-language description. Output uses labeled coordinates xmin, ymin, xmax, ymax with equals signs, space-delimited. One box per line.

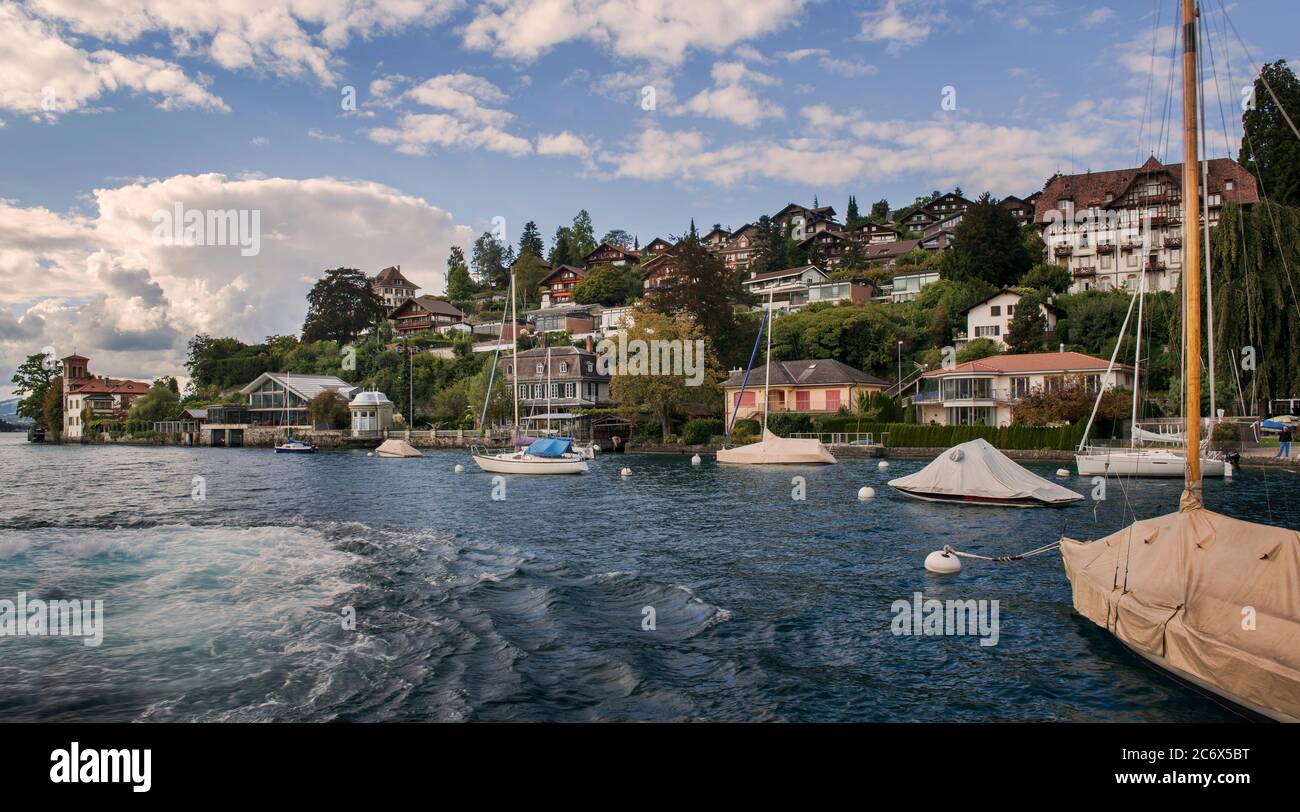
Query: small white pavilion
xmin=349 ymin=390 xmax=395 ymax=436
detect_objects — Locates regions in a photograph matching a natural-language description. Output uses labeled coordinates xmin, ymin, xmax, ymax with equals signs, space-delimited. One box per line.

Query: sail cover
xmin=525 ymin=437 xmax=574 ymax=457
xmin=376 ymin=439 xmax=422 ymax=457
xmin=716 ymin=429 xmax=837 ymax=464
xmin=1061 ymin=508 xmax=1300 ymax=722
xmin=888 ymin=438 xmax=1083 ymax=505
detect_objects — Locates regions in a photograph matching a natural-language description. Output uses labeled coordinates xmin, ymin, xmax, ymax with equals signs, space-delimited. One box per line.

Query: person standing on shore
xmin=1277 ymin=425 xmax=1293 ymax=460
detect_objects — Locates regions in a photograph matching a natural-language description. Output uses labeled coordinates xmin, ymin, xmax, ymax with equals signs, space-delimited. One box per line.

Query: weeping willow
xmin=1205 ymin=199 xmax=1300 ymax=414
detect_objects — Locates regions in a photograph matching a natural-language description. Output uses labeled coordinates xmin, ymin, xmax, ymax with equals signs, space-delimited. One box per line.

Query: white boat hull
xmin=1075 ymin=450 xmax=1226 ymax=477
xmin=470 ymin=451 xmax=588 ymax=474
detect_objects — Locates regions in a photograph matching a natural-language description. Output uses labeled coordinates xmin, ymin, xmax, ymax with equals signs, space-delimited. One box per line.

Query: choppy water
xmin=1 ymin=432 xmax=1297 ymax=722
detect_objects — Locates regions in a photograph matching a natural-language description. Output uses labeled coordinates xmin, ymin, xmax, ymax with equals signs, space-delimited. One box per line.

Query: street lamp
xmin=897 ymin=340 xmax=903 ymax=395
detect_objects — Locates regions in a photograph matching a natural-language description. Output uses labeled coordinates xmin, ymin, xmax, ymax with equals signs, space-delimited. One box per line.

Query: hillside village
xmin=9 ymin=152 xmax=1299 ymax=449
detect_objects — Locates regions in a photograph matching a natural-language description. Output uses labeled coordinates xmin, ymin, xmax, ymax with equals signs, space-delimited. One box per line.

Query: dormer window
xmin=536 ymin=363 xmax=544 ymax=374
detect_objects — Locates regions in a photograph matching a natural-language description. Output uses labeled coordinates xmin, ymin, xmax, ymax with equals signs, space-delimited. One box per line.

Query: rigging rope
xmin=942 ymin=541 xmax=1061 ymax=562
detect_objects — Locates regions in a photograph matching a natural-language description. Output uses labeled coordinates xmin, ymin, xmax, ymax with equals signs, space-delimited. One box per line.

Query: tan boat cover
xmin=1061 ymin=507 xmax=1300 ymax=721
xmin=888 ymin=438 xmax=1083 ymax=504
xmin=376 ymin=439 xmax=423 ymax=457
xmin=716 ymin=429 xmax=837 ymax=464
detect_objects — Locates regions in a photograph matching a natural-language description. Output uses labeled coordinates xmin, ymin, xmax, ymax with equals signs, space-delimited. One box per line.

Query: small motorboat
xmin=274 ymin=438 xmax=316 ymax=454
xmin=889 ymin=439 xmax=1083 ymax=507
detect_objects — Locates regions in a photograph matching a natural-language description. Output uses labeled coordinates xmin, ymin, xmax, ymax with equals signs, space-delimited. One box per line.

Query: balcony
xmin=1121 ymin=241 xmax=1139 ymax=252
xmin=1096 ymin=243 xmax=1115 ymax=254
xmin=1144 ymin=261 xmax=1167 ymax=273
xmin=1073 ymin=267 xmax=1096 ymax=278
xmin=1163 ymin=236 xmax=1182 ymax=248
xmin=912 ymin=390 xmax=943 ymax=403
xmin=1053 ymin=245 xmax=1074 ymax=257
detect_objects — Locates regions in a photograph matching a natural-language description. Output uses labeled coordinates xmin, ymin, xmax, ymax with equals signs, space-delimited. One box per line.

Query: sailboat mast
xmin=546 ymin=345 xmax=552 ymax=434
xmin=763 ymin=291 xmax=773 ymax=432
xmin=510 ymin=267 xmax=519 ymax=436
xmin=1131 ymin=269 xmax=1146 ymax=439
xmin=1180 ymin=0 xmax=1204 ymax=500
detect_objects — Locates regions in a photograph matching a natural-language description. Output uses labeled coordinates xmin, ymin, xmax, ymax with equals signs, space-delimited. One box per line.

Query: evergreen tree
xmin=1239 ymin=60 xmax=1300 ymax=207
xmin=939 ymin=193 xmax=1033 ymax=287
xmin=845 ymin=195 xmax=862 ymax=228
xmin=517 ymin=221 xmax=545 ymax=259
xmin=549 ymin=226 xmax=578 ymax=267
xmin=649 ymin=230 xmax=752 ymax=365
xmin=869 ymin=199 xmax=890 ymax=223
xmin=571 ymin=210 xmax=597 ymax=258
xmin=1006 ymin=293 xmax=1048 ymax=353
xmin=445 ymin=246 xmax=477 ymax=301
xmin=471 ymin=232 xmax=511 ymax=288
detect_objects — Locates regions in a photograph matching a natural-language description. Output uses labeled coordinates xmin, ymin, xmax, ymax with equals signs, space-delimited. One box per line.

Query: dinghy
xmin=375 ymin=438 xmax=422 ymax=458
xmin=1062 ymin=0 xmax=1300 ymax=724
xmin=888 ymin=438 xmax=1083 ymax=507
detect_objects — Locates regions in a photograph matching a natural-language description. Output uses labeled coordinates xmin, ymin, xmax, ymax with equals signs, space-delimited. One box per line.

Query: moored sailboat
xmin=1060 ymin=0 xmax=1300 ymax=723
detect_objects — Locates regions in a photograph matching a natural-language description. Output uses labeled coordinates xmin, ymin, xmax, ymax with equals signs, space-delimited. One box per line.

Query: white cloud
xmin=818 ymin=57 xmax=877 ymax=77
xmin=1082 ymin=7 xmax=1115 ymax=28
xmin=22 ymin=0 xmax=461 ymax=85
xmin=537 ymin=131 xmax=592 ymax=158
xmin=366 ymin=73 xmax=533 ymax=156
xmin=462 ymin=0 xmax=808 ymax=65
xmin=307 ymin=128 xmax=346 ymax=143
xmin=0 ymin=174 xmax=472 ymax=397
xmin=857 ymin=0 xmax=938 ymax=54
xmin=778 ymin=48 xmax=828 ymax=62
xmin=0 ymin=3 xmax=228 ymax=117
xmin=250 ymin=136 xmax=270 ymax=146
xmin=681 ymin=61 xmax=783 ymax=127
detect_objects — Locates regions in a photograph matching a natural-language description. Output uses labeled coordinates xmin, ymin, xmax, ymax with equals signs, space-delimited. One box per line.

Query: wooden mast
xmin=1180 ymin=0 xmax=1204 ymax=506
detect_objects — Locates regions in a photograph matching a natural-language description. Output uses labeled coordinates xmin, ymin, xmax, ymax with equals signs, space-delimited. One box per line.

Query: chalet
xmin=999 ymin=195 xmax=1035 ymax=226
xmin=582 ymin=242 xmax=640 ymax=268
xmin=918 ymin=231 xmax=956 ymax=252
xmin=198 ymin=373 xmax=360 ymax=445
xmin=922 ymin=192 xmax=974 ymax=217
xmin=1036 ymin=155 xmax=1258 ymax=293
xmin=640 ymin=252 xmax=681 ymax=294
xmin=528 ymin=304 xmax=597 ymax=338
xmin=502 ymin=340 xmax=611 ymax=415
xmin=798 ymin=230 xmax=854 ymax=269
xmin=953 ymin=288 xmax=1060 ymax=350
xmin=773 ymin=204 xmax=839 ymax=238
xmin=915 ymin=351 xmax=1133 ymax=427
xmin=538 ymin=264 xmax=587 ymax=307
xmin=722 ymin=359 xmax=887 ymax=425
xmin=854 ymin=222 xmax=903 ymax=244
xmin=719 ymin=224 xmax=760 ymax=271
xmin=700 ymin=226 xmax=731 ymax=251
xmin=862 ymin=238 xmax=923 ymax=266
xmin=391 ymin=296 xmax=466 ymax=336
xmin=643 ymin=237 xmax=674 ymax=256
xmin=742 ymin=264 xmax=829 ymax=312
xmin=921 ymin=212 xmax=964 ymax=239
xmin=372 ymin=265 xmax=418 ymax=310
xmin=897 ymin=208 xmax=939 ymax=233
xmin=61 ymin=354 xmax=151 ymax=440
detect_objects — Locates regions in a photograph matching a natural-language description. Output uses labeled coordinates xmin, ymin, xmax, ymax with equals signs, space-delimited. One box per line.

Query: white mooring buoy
xmin=691 ymin=454 xmax=701 ymax=465
xmin=620 ymin=467 xmax=632 ymax=477
xmin=454 ymin=464 xmax=465 ymax=473
xmin=878 ymin=460 xmax=890 ymax=470
xmin=1055 ymin=468 xmax=1070 ymax=478
xmin=857 ymin=486 xmax=875 ymax=500
xmin=925 ymin=550 xmax=962 ymax=574
xmin=366 ymin=452 xmax=374 ymax=458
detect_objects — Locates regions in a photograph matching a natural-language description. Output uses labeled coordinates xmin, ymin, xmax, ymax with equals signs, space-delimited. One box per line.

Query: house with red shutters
xmin=61 ymin=354 xmax=152 ymax=440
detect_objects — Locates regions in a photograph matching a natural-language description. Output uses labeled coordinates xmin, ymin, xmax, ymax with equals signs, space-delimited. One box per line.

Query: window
xmin=536 ymin=363 xmax=545 ymax=374
xmin=585 ymin=361 xmax=594 ymax=372
xmin=559 ymin=362 xmax=569 ymax=374
xmin=796 ymin=390 xmax=811 ymax=410
xmin=1011 ymin=377 xmax=1031 ymax=399
xmin=943 ymin=378 xmax=993 ymax=400
xmin=825 ymin=389 xmax=841 ymax=411
xmin=975 ymin=325 xmax=1000 ymax=338
xmin=990 ymin=305 xmax=1001 ymax=316
xmin=1006 ymin=305 xmax=1016 ymax=316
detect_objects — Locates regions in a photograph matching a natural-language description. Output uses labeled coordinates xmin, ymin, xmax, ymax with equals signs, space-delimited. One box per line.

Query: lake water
xmin=1 ymin=431 xmax=1296 ymax=722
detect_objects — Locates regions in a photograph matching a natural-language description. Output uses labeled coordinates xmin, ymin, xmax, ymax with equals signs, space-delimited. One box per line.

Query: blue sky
xmin=0 ymin=0 xmax=1296 ymax=394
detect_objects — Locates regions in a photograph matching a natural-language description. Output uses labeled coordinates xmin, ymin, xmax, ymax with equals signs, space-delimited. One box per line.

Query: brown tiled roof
xmin=539 ymin=264 xmax=587 ymax=285
xmin=922 ymin=351 xmax=1134 ymax=378
xmin=724 ymin=359 xmax=887 ymax=389
xmin=69 ymin=378 xmax=151 ymax=395
xmin=746 ymin=264 xmax=823 ymax=283
xmin=863 ymin=238 xmax=922 ymax=259
xmin=1034 ymin=156 xmax=1258 ymax=222
xmin=399 ymin=296 xmax=464 ymax=319
xmin=374 ymin=266 xmax=416 ymax=288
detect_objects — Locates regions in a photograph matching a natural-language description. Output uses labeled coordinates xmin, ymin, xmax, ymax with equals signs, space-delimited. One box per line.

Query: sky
xmin=1 ymin=0 xmax=1297 ymax=398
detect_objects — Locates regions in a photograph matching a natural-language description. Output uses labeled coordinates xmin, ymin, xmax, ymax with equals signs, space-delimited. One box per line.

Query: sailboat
xmin=274 ymin=372 xmax=315 ymax=453
xmin=470 ymin=266 xmax=588 ymax=474
xmin=1074 ymin=218 xmax=1227 ymax=477
xmin=1060 ymin=0 xmax=1299 ymax=723
xmin=717 ymin=293 xmax=836 ymax=465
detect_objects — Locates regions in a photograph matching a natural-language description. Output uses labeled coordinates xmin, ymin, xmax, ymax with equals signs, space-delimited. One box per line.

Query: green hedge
xmin=806 ymin=415 xmax=1086 ymax=450
xmin=682 ymin=418 xmax=723 ymax=445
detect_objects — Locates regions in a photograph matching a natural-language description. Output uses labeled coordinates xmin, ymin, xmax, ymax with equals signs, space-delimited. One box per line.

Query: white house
xmin=955 ymin=289 xmax=1060 ymax=350
xmin=914 ymin=351 xmax=1133 ymax=427
xmin=742 ymin=264 xmax=828 ymax=312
